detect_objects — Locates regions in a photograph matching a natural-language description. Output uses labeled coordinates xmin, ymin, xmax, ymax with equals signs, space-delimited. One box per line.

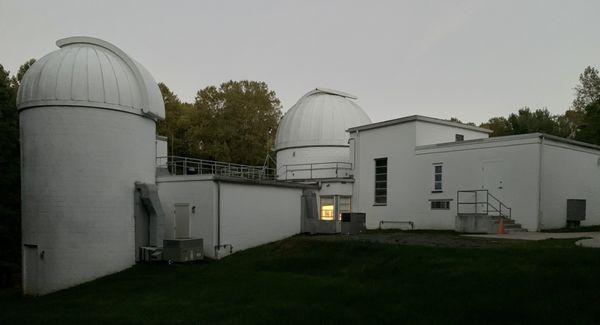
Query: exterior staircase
xmin=456 ymin=190 xmax=526 ymax=234
xmin=490 ymin=215 xmax=527 ymax=233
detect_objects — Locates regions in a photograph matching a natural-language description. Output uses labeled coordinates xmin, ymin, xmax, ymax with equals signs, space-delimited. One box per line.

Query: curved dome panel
xmin=17 ymin=36 xmax=165 ymax=120
xmin=275 ymin=88 xmax=371 ymax=151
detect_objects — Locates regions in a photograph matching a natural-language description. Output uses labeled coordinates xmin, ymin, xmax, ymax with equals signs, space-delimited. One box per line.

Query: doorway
xmin=174 ymin=203 xmax=190 ymax=238
xmin=482 ymin=160 xmax=506 ymax=199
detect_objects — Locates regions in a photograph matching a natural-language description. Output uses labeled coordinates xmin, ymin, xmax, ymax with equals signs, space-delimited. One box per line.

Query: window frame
xmin=455 ymin=134 xmax=464 ymax=142
xmin=319 ymin=196 xmax=335 ymax=221
xmin=432 ymin=163 xmax=443 ymax=193
xmin=430 ymin=199 xmax=451 ymax=210
xmin=374 ymin=157 xmax=388 ymax=205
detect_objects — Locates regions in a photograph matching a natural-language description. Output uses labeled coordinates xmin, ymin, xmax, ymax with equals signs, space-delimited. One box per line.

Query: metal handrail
xmin=156 ymin=156 xmax=276 ymax=181
xmin=278 ymin=161 xmax=353 ymax=180
xmin=456 ymin=189 xmax=512 ymax=220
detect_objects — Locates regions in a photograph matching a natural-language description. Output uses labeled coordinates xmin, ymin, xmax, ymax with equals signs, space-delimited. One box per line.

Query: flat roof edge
xmin=347 ymin=115 xmax=492 ymax=134
xmin=156 ymin=174 xmax=319 ymax=189
xmin=415 ymin=132 xmax=600 ymax=152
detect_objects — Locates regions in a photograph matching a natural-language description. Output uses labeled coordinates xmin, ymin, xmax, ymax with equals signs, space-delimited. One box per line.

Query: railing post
xmin=184 ymin=158 xmax=187 ymax=175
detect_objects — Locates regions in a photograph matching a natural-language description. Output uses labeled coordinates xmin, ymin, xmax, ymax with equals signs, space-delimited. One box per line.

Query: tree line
xmin=454 ymin=66 xmax=600 ymax=144
xmin=0 ymin=58 xmax=599 ymax=282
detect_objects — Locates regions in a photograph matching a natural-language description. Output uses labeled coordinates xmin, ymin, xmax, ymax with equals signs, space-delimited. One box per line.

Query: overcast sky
xmin=1 ymin=0 xmax=599 ymax=124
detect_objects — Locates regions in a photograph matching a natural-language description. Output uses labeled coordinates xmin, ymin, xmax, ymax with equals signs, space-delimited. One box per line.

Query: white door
xmin=482 ymin=160 xmax=507 ymax=214
xmin=23 ymin=245 xmax=38 ymax=295
xmin=174 ymin=204 xmax=190 ymax=238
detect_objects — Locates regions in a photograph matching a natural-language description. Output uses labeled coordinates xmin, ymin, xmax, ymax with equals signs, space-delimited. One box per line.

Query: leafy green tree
xmin=506 ymin=107 xmax=568 ymax=137
xmin=157 ymin=83 xmax=195 ymax=157
xmin=0 ymin=61 xmax=28 ymax=267
xmin=190 ymin=80 xmax=282 ymax=165
xmin=575 ymin=101 xmax=600 ymax=145
xmin=10 ymin=58 xmax=35 ymax=88
xmin=448 ymin=117 xmax=476 ymax=126
xmin=573 ymin=66 xmax=600 ymax=111
xmin=480 ymin=117 xmax=512 ymax=137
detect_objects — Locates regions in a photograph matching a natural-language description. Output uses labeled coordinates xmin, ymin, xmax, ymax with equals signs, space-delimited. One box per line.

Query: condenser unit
xmin=162 ymin=238 xmax=204 ymax=263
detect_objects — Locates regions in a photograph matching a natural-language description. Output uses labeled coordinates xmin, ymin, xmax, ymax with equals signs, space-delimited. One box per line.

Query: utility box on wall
xmin=566 ymin=199 xmax=586 ymax=227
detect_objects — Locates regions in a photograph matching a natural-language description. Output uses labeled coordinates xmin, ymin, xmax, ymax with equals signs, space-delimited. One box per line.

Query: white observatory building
xmin=17 ymin=37 xmax=600 ymax=296
xmin=275 ymin=88 xmax=371 ymax=233
xmin=18 ymin=37 xmax=165 ymax=295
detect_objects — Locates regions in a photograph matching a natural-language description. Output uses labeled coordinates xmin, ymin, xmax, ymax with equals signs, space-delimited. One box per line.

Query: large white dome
xmin=275 ymin=88 xmax=371 ymax=151
xmin=17 ymin=36 xmax=165 ymax=120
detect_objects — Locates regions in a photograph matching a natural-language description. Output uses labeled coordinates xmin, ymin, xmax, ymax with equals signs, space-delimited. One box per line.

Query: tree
xmin=10 ymin=58 xmax=35 ymax=88
xmin=0 ymin=60 xmax=34 ymax=268
xmin=480 ymin=117 xmax=512 ymax=137
xmin=190 ymin=80 xmax=282 ymax=165
xmin=448 ymin=117 xmax=476 ymax=126
xmin=156 ymin=83 xmax=195 ymax=157
xmin=506 ymin=107 xmax=568 ymax=137
xmin=572 ymin=66 xmax=600 ymax=111
xmin=575 ymin=101 xmax=600 ymax=145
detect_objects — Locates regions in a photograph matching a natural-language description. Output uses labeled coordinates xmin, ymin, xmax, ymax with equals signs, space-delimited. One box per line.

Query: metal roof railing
xmin=156 ymin=156 xmax=276 ymax=181
xmin=278 ymin=161 xmax=353 ymax=180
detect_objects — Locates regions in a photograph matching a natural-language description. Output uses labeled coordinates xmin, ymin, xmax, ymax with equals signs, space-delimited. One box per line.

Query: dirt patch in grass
xmin=306 ymin=230 xmax=522 ymax=248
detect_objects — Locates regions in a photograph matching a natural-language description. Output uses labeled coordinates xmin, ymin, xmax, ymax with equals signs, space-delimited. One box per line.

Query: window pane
xmin=431 ymin=200 xmax=450 ymax=210
xmin=376 ymin=174 xmax=387 ymax=181
xmin=375 ymin=158 xmax=387 ymax=167
xmin=434 ymin=165 xmax=442 ymax=173
xmin=375 ymin=158 xmax=388 ymax=205
xmin=338 ymin=196 xmax=351 ymax=218
xmin=320 ymin=196 xmax=334 ymax=221
xmin=434 ymin=182 xmax=442 ymax=190
xmin=434 ymin=174 xmax=442 ymax=182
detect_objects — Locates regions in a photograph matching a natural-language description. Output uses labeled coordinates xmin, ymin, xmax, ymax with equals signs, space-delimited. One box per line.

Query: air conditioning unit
xmin=341 ymin=212 xmax=366 ymax=235
xmin=162 ymin=238 xmax=204 ymax=263
xmin=139 ymin=246 xmax=162 ymax=262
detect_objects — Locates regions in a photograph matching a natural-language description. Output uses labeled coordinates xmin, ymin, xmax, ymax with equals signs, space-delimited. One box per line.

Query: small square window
xmin=455 ymin=134 xmax=464 ymax=141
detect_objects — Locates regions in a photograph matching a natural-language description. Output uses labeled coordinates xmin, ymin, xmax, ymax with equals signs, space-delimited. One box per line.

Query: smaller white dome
xmin=17 ymin=37 xmax=164 ymax=120
xmin=275 ymin=88 xmax=372 ymax=151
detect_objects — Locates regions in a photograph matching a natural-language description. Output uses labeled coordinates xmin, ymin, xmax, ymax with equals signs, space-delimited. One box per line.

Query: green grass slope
xmin=1 ymin=235 xmax=600 ymax=324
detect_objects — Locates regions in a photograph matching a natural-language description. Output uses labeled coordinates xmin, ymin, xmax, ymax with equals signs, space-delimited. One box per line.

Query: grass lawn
xmin=1 ymin=232 xmax=600 ymax=324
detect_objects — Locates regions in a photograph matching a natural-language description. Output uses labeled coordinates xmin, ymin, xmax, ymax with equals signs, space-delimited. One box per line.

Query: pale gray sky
xmin=1 ymin=0 xmax=599 ymax=124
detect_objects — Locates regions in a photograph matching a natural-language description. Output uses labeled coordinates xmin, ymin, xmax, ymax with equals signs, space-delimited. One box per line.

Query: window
xmin=338 ymin=196 xmax=351 ymax=219
xmin=320 ymin=196 xmax=334 ymax=221
xmin=433 ymin=163 xmax=443 ymax=192
xmin=430 ymin=200 xmax=451 ymax=210
xmin=455 ymin=134 xmax=464 ymax=141
xmin=374 ymin=158 xmax=388 ymax=205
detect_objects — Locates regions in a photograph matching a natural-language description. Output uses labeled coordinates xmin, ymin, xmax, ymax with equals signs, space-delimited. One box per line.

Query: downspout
xmin=537 ymin=135 xmax=544 ymax=230
xmin=355 ymin=130 xmax=360 ymax=211
xmin=216 ymin=180 xmax=221 ymax=252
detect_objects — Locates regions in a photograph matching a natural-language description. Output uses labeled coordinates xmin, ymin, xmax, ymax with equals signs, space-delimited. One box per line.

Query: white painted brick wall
xmin=21 ymin=106 xmax=156 ymax=295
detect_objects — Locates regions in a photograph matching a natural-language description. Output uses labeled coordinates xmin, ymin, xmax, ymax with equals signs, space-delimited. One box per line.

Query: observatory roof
xmin=275 ymin=88 xmax=372 ymax=151
xmin=17 ymin=37 xmax=165 ymax=120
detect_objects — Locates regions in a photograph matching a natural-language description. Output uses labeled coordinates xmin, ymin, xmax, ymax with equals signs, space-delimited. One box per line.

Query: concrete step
xmin=504 ymin=223 xmax=522 ymax=229
xmin=506 ymin=228 xmax=528 ymax=233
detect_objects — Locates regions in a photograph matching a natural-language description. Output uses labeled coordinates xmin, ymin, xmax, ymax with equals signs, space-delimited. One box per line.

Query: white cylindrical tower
xmin=275 ymin=88 xmax=371 ymax=180
xmin=18 ymin=37 xmax=165 ymax=295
